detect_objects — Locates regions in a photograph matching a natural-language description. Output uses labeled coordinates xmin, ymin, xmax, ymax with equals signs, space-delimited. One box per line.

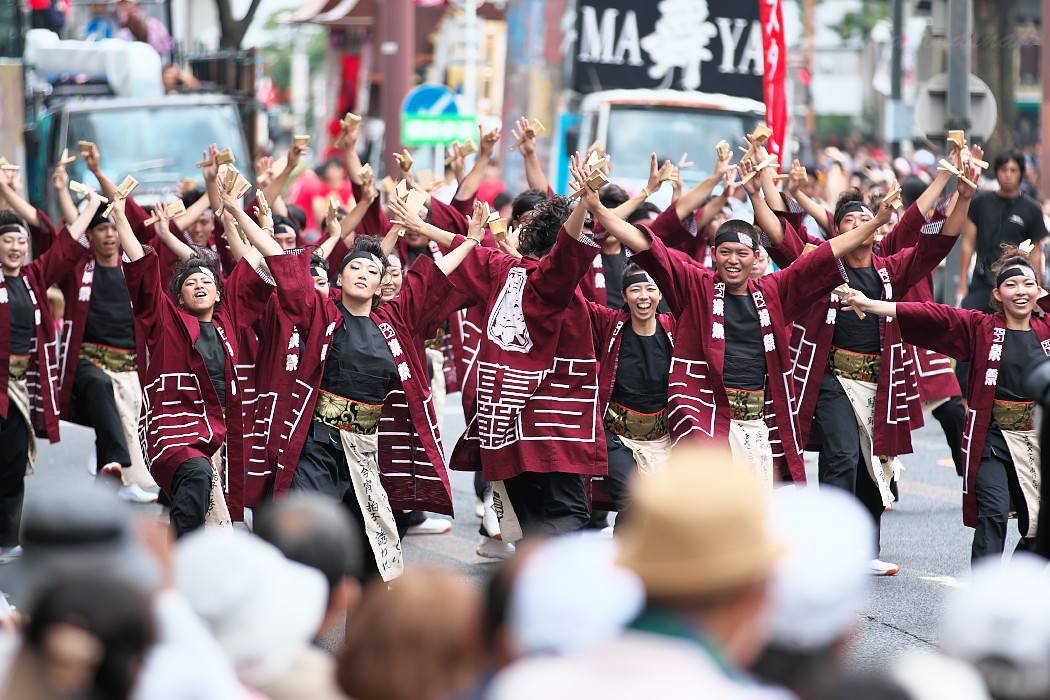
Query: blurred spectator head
xmin=181 ymin=188 xmax=215 ymax=247
xmin=175 ymin=529 xmax=328 ymax=687
xmin=286 ymin=203 xmax=308 ymax=233
xmin=493 ymin=191 xmax=513 ymax=220
xmin=994 ymin=150 xmax=1026 ymax=194
xmin=272 ymin=214 xmax=299 ymax=250
xmin=511 ymin=188 xmax=550 ymax=228
xmin=751 ymin=486 xmax=875 ymax=697
xmin=253 ymin=493 xmax=364 ymax=639
xmin=616 ymin=445 xmax=781 ymax=667
xmin=317 ymin=156 xmax=347 ymax=185
xmin=507 ymin=535 xmax=644 ymax=658
xmin=599 ymin=184 xmax=630 ymax=210
xmin=627 ymin=201 xmax=661 ymax=225
xmin=940 ymin=553 xmax=1050 ymax=700
xmin=338 ymin=568 xmax=485 ymax=700
xmin=3 ymin=485 xmax=159 ymax=606
xmin=3 ymin=572 xmax=154 ymax=700
xmin=890 ymin=652 xmax=992 ymax=700
xmin=901 ymin=176 xmax=927 ymax=210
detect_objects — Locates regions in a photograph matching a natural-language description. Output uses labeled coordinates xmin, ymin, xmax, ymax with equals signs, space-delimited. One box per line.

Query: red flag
xmin=760 ymin=0 xmax=788 ymax=164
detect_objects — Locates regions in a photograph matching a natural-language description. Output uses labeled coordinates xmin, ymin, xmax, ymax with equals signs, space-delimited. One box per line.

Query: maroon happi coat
xmin=448 ymin=230 xmax=606 ymax=482
xmin=631 ymin=232 xmax=845 ymax=482
xmin=896 ymin=303 xmax=1050 ymax=528
xmin=876 ymin=197 xmax=961 ymax=404
xmin=772 ymin=201 xmax=959 ymax=455
xmin=122 ymin=250 xmax=276 ymax=518
xmin=29 ymin=209 xmax=58 ymax=256
xmin=257 ymin=254 xmax=458 ymax=514
xmin=51 ymin=245 xmax=148 ymax=418
xmin=0 ymin=229 xmax=83 ymax=442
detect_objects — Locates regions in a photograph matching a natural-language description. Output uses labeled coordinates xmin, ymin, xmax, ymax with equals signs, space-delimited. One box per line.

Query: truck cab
xmin=556 ymin=90 xmax=764 ymax=207
xmin=30 ymin=93 xmax=251 ymax=216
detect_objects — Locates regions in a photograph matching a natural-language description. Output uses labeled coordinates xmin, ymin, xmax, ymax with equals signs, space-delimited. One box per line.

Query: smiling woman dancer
xmin=587 ymin=264 xmax=675 ymax=520
xmin=848 ymin=245 xmax=1048 ymax=561
xmin=0 ymin=196 xmax=102 ymax=561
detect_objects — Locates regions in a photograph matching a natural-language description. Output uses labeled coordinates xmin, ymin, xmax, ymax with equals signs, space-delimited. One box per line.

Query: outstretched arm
xmin=610 ymin=154 xmax=662 ymax=220
xmin=747 ymin=161 xmax=785 ymax=247
xmin=150 ymin=203 xmax=195 ymax=261
xmin=676 ymin=148 xmax=735 ymax=220
xmin=457 ymin=124 xmax=499 ymax=202
xmin=0 ymin=170 xmax=41 ymax=228
xmin=435 ymin=203 xmax=485 ymax=276
xmin=388 ymin=197 xmax=456 ymax=248
xmin=84 ymin=142 xmax=119 ymax=198
xmin=844 ymin=289 xmax=898 ymax=318
xmin=262 ymin=143 xmax=305 ymax=206
xmin=222 ymin=188 xmax=284 ymax=259
xmin=110 ymin=196 xmax=144 ymax=261
xmin=52 ymin=165 xmax=78 ymax=226
xmin=512 ymin=116 xmax=550 ymax=193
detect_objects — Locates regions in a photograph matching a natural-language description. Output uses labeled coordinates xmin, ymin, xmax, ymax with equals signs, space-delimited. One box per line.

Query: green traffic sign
xmin=402 ymin=115 xmax=477 ymax=145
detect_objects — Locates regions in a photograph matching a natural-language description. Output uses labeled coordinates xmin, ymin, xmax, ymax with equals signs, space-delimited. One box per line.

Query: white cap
xmin=765 ymin=485 xmax=875 ymax=651
xmin=508 ymin=534 xmax=644 ymax=657
xmin=175 ymin=529 xmax=328 ymax=686
xmin=891 ymin=651 xmax=992 ymax=700
xmin=941 ymin=553 xmax=1050 ymax=699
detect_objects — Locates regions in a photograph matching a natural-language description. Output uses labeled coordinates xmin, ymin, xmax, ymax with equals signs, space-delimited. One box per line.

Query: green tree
xmin=259 ymin=10 xmax=328 ymax=97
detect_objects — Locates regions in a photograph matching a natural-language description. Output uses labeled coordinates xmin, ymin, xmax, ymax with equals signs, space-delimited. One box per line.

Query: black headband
xmin=175 ymin=265 xmax=216 ymax=291
xmin=275 ymin=223 xmax=297 ymax=238
xmin=0 ymin=223 xmax=27 ymax=237
xmin=622 ymin=273 xmax=653 ymax=291
xmin=341 ymin=251 xmax=385 ymax=271
xmin=833 ymin=201 xmax=874 ymax=231
xmin=996 ymin=266 xmax=1037 ymax=288
xmin=714 ymin=230 xmax=758 ymax=251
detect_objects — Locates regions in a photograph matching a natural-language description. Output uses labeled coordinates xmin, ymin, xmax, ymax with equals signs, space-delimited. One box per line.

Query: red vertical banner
xmin=761 ymin=0 xmax=788 ymax=162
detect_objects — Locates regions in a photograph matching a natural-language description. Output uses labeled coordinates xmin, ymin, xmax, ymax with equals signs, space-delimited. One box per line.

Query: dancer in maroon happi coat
xmin=0 ymin=194 xmax=104 ymax=558
xmin=848 ymin=243 xmax=1047 ymax=560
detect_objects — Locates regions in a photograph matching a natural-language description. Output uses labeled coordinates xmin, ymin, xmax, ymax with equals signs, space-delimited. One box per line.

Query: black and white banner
xmin=571 ymin=0 xmax=764 ymax=100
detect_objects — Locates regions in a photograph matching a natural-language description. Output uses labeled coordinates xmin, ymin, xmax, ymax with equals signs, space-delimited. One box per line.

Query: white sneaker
xmin=119 ymin=485 xmax=159 ymax=504
xmin=99 ymin=462 xmax=123 ymax=484
xmin=0 ymin=546 xmax=23 ymax=565
xmin=870 ymin=559 xmax=901 ymax=576
xmin=476 ymin=536 xmax=515 ymax=560
xmin=406 ymin=517 xmax=452 ymax=536
xmin=481 ymin=489 xmax=501 ymax=538
xmin=474 ymin=498 xmax=485 ymax=518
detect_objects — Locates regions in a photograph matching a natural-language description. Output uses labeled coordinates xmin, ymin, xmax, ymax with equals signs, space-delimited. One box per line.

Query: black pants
xmin=293 ymin=424 xmax=380 ymax=582
xmin=168 ymin=457 xmax=213 ymax=537
xmin=972 ymin=429 xmax=1035 ymax=560
xmin=931 ymin=396 xmax=966 ymax=477
xmin=72 ymin=359 xmax=132 ymax=471
xmin=957 ymin=279 xmax=995 ymax=395
xmin=815 ymin=372 xmax=884 ymax=553
xmin=0 ymin=408 xmax=30 ymax=548
xmin=502 ymin=471 xmax=589 ymax=539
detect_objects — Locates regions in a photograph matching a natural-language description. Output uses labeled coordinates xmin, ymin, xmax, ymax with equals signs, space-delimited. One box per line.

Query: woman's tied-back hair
xmin=988 ymin=244 xmax=1038 ymax=312
xmin=518 ymin=195 xmax=574 ymax=259
xmin=169 ymin=257 xmax=225 ymax=307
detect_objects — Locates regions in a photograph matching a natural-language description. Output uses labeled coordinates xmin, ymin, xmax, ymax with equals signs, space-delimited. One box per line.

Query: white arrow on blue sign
xmin=402 ymin=84 xmax=460 ymax=116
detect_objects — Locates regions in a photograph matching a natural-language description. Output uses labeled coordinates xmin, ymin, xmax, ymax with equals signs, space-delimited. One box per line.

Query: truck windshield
xmin=605 ymin=106 xmax=758 ymax=186
xmin=64 ymin=103 xmax=248 ymax=188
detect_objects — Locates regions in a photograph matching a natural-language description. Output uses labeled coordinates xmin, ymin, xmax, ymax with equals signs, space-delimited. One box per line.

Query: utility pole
xmin=1041 ymin=0 xmax=1050 ymax=196
xmin=889 ymin=0 xmax=903 ymax=158
xmin=804 ymin=0 xmax=816 ymax=139
xmin=945 ymin=0 xmax=972 ymax=135
xmin=378 ymin=0 xmax=415 ymax=178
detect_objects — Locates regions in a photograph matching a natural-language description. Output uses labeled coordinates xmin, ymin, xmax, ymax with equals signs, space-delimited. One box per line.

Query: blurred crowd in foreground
xmin=0 ymin=445 xmax=1046 ymax=700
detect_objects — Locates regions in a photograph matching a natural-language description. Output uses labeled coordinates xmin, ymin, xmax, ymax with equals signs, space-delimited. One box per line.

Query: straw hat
xmin=616 ymin=445 xmax=782 ymax=598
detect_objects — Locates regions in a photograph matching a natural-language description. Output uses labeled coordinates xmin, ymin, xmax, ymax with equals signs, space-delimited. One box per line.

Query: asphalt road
xmin=17 ymin=391 xmax=1018 ymax=671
